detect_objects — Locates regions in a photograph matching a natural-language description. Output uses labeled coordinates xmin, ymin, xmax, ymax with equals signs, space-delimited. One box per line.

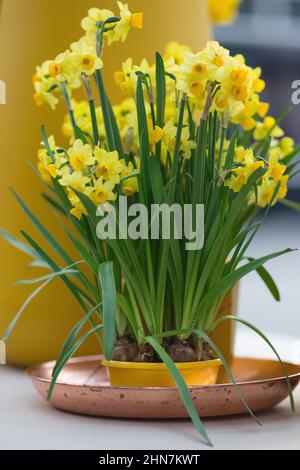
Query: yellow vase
xmin=0 ymin=0 xmax=213 ymax=367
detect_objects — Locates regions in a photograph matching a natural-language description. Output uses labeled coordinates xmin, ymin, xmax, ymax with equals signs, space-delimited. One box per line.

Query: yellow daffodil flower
xmin=180 ymin=128 xmax=197 ymax=160
xmin=93 ymin=178 xmax=117 ymax=205
xmin=37 ymin=135 xmax=67 ymax=180
xmin=267 ymin=151 xmax=287 ymax=181
xmin=225 ymin=149 xmax=265 ymax=192
xmin=278 ymin=137 xmax=295 ymax=158
xmin=33 ymin=80 xmax=59 ymax=110
xmin=120 ymin=161 xmax=139 ymax=196
xmin=253 ymin=174 xmax=289 ymax=208
xmin=70 ymin=37 xmax=103 ymax=76
xmin=164 ymin=42 xmax=192 ymax=66
xmin=107 ymin=2 xmax=143 ymax=46
xmin=59 ymin=167 xmax=91 ymax=192
xmin=114 ymin=58 xmax=150 ymax=97
xmin=94 ymin=148 xmax=124 ymax=184
xmin=68 ymin=140 xmax=95 ymax=171
xmin=254 ymin=116 xmax=284 ymax=141
xmin=81 ymin=7 xmax=115 ymax=33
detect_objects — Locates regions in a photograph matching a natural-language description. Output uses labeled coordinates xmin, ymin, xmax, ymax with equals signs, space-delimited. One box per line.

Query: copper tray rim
xmin=27 ymin=354 xmax=300 ymax=390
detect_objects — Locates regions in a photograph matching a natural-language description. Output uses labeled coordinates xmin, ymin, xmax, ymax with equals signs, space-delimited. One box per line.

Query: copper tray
xmin=27 ymin=356 xmax=300 ymax=419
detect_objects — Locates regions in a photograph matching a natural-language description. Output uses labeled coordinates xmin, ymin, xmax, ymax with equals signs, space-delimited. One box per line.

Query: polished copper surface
xmin=27 ymin=356 xmax=300 ymax=419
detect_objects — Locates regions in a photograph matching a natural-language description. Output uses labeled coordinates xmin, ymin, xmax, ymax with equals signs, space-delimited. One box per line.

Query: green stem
xmin=82 ymin=74 xmax=100 ymax=145
xmin=58 ymin=83 xmax=80 ymax=140
xmin=95 ymin=69 xmax=115 ymax=151
xmin=217 ymin=126 xmax=226 ymax=172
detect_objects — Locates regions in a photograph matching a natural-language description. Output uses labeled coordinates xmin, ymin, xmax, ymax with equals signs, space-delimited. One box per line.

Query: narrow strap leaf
xmin=156 ymin=52 xmax=166 ymax=128
xmin=48 ymin=324 xmax=103 ymax=400
xmin=99 ymin=262 xmax=117 ymax=361
xmin=246 ymin=257 xmax=280 ymax=301
xmin=281 ymin=199 xmax=300 ymax=212
xmin=2 ymin=264 xmax=81 ymax=342
xmin=15 ymin=268 xmax=80 ymax=285
xmin=146 ymin=336 xmax=213 ymax=447
xmin=0 ymin=228 xmax=40 ymax=260
xmin=214 ymin=316 xmax=296 ymax=412
xmin=52 ymin=302 xmax=102 ymax=378
xmin=12 ymin=189 xmax=73 ymax=266
xmin=151 ymin=329 xmax=260 ymax=426
xmin=41 ymin=125 xmax=55 ymax=163
xmin=201 ymin=248 xmax=292 ymax=309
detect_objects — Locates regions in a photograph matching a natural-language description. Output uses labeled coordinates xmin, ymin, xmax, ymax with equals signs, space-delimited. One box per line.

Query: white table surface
xmin=1 ymin=329 xmax=300 ymax=451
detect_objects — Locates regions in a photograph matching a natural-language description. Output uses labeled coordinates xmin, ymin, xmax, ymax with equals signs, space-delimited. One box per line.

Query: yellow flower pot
xmin=212 ymin=284 xmax=239 ymax=363
xmin=0 ymin=0 xmax=212 ymax=367
xmin=102 ymin=358 xmax=222 ymax=388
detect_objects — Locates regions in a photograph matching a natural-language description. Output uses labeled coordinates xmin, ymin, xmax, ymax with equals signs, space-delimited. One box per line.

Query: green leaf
xmin=153 ymin=329 xmax=260 ymax=426
xmin=201 ymin=248 xmax=293 ymax=310
xmin=168 ymin=95 xmax=186 ymax=204
xmin=224 ymin=128 xmax=238 ymax=169
xmin=0 ymin=229 xmax=40 ymax=261
xmin=28 ymin=260 xmax=51 ymax=269
xmin=12 ymin=189 xmax=73 ymax=266
xmin=70 ymin=189 xmax=98 ymax=227
xmin=192 ymin=330 xmax=261 ymax=424
xmin=41 ymin=125 xmax=55 ymax=163
xmin=21 ymin=231 xmax=96 ymax=312
xmin=184 ymin=168 xmax=266 ymax=327
xmin=2 ymin=264 xmax=81 ymax=342
xmin=48 ymin=324 xmax=103 ymax=400
xmin=95 ymin=70 xmax=115 ymax=151
xmin=106 ymin=94 xmax=124 ymax=158
xmin=148 ymin=156 xmax=164 ymax=204
xmin=214 ymin=316 xmax=296 ymax=412
xmin=88 ymin=98 xmax=100 ymax=145
xmin=42 ymin=193 xmax=67 ymax=216
xmin=99 ymin=262 xmax=117 ymax=361
xmin=73 ymin=121 xmax=89 ymax=144
xmin=246 ymin=257 xmax=280 ymax=301
xmin=146 ymin=336 xmax=213 ymax=447
xmin=156 ymin=52 xmax=166 ymax=128
xmin=66 ymin=189 xmax=104 ymax=261
xmin=51 ymin=177 xmax=72 ymax=211
xmin=2 ymin=280 xmax=52 ymax=343
xmin=136 ymin=76 xmax=151 ymax=205
xmin=281 ymin=144 xmax=300 ymax=165
xmin=259 ymin=135 xmax=272 ymax=160
xmin=52 ymin=302 xmax=102 ymax=378
xmin=192 ymin=118 xmax=208 ymax=205
xmin=13 ymin=190 xmax=99 ymax=304
xmin=66 ymin=231 xmax=98 ymax=275
xmin=15 ymin=268 xmax=80 ymax=285
xmin=281 ymin=199 xmax=300 ymax=212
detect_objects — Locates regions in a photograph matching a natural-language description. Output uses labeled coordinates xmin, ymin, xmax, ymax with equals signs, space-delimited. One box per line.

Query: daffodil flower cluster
xmin=35 ymin=3 xmax=294 ymax=217
xmin=38 ymin=136 xmax=139 ymax=220
xmin=224 ymin=147 xmax=288 ymax=207
xmin=33 ymin=2 xmax=143 ymax=109
xmin=111 ymin=40 xmax=278 ymax=136
xmin=176 ymin=41 xmax=269 ymax=130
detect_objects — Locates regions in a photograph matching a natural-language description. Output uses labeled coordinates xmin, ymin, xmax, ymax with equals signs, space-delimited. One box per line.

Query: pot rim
xmin=102 ymin=358 xmax=221 ymax=370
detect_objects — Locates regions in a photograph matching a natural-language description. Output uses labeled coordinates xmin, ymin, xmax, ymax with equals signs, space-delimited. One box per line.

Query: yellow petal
xmin=131 ymin=13 xmax=143 ymax=29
